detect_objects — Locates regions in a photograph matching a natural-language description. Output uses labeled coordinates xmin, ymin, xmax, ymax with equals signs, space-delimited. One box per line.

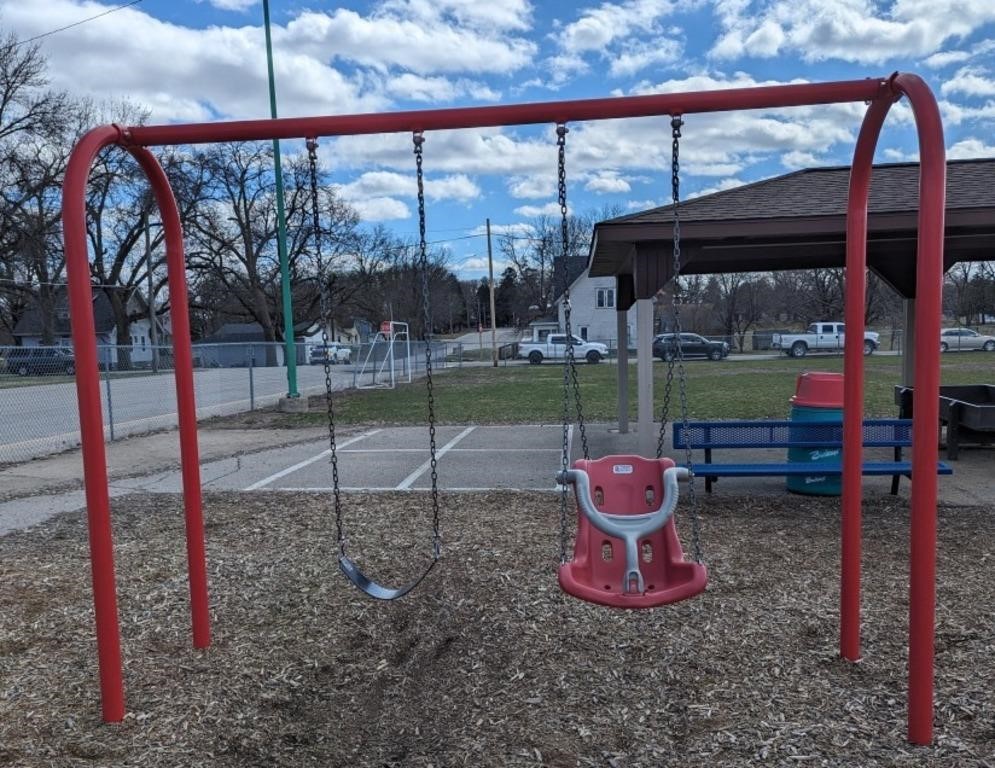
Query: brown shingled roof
xmin=590 ymin=158 xmax=995 ymax=298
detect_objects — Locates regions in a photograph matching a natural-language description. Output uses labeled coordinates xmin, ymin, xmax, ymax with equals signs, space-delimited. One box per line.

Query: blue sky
xmin=3 ymin=0 xmax=995 ymax=278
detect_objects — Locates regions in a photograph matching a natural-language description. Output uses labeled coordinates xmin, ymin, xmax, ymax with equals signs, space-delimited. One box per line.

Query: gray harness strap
xmin=558 ymin=466 xmax=689 ymax=593
xmin=338 ymin=556 xmax=437 ymax=601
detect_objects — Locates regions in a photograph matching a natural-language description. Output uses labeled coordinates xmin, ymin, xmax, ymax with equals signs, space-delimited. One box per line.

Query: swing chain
xmin=413 ymin=131 xmax=441 ymax=560
xmin=557 ymin=122 xmax=588 ymax=564
xmin=664 ymin=116 xmax=702 ymax=564
xmin=557 ymin=124 xmax=589 ymax=462
xmin=307 ymin=137 xmax=346 ymax=558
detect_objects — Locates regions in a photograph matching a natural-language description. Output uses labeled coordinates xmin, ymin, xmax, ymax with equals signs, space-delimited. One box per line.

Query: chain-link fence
xmin=3 ymin=327 xmax=991 ymax=464
xmin=0 ymin=340 xmax=463 ymax=465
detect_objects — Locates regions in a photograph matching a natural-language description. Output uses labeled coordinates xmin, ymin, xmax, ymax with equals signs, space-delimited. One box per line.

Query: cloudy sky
xmin=3 ymin=0 xmax=995 ymax=277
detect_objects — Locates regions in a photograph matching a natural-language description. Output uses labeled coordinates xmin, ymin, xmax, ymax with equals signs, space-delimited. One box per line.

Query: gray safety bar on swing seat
xmin=557 ymin=465 xmax=690 ymax=594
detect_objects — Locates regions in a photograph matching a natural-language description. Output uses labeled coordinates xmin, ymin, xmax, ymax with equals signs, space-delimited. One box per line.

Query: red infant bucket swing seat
xmin=558 ymin=455 xmax=708 ymax=609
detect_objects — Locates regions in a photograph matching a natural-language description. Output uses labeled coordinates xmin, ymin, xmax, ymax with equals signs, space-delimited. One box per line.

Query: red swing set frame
xmin=62 ymin=72 xmax=945 ymax=744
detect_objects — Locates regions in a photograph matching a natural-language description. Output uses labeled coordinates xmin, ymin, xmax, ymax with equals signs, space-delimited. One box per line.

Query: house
xmin=302 ymin=317 xmax=373 ymax=347
xmin=192 ymin=323 xmax=287 ymax=368
xmin=13 ymin=288 xmax=163 ymax=367
xmin=552 ymin=261 xmax=639 ymax=346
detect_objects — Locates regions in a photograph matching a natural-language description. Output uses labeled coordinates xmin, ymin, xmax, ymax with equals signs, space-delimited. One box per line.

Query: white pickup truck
xmin=772 ymin=322 xmax=880 ymax=358
xmin=518 ymin=334 xmax=609 ymax=364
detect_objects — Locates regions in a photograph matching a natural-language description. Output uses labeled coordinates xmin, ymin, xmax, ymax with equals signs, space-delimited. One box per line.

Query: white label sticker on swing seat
xmin=612 ymin=464 xmax=634 ymax=474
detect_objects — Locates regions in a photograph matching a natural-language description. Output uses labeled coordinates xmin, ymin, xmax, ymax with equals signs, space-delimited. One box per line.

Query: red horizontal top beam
xmin=123 ymin=77 xmax=892 ymax=147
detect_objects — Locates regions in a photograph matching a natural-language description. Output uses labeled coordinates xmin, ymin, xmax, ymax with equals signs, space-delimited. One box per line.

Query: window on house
xmin=579 ymin=326 xmax=589 ymax=341
xmin=596 ymin=288 xmax=615 ymax=309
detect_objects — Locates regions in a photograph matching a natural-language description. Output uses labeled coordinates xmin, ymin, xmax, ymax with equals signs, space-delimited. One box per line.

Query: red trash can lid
xmin=790 ymin=371 xmax=844 ymax=408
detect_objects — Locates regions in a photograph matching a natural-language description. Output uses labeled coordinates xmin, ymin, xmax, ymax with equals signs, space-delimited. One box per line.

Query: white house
xmin=13 ymin=288 xmax=165 ymax=367
xmin=554 ymin=267 xmax=638 ymax=347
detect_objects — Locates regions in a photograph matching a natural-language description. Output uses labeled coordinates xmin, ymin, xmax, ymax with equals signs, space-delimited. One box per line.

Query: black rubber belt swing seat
xmin=307 ymin=134 xmax=441 ymax=601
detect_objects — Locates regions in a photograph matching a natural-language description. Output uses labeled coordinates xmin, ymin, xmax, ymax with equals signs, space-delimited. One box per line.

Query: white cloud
xmin=335 ymin=171 xmax=480 ymax=203
xmin=947 ymin=138 xmax=995 ymax=159
xmin=609 ymin=40 xmax=683 ymax=77
xmin=882 ymin=147 xmax=920 ymax=162
xmin=470 ymin=222 xmax=535 ymax=238
xmin=941 ymin=67 xmax=995 ymax=97
xmin=557 ymin=0 xmax=675 ymax=54
xmin=508 ymin=175 xmax=554 ymax=199
xmin=585 ymin=172 xmax=632 ymax=193
xmin=625 ymin=198 xmax=660 ymax=210
xmin=940 ymin=99 xmax=995 ymax=125
xmin=286 ymin=8 xmax=535 ymax=75
xmin=550 ymin=0 xmax=681 ymax=81
xmin=455 ymin=255 xmax=510 ymax=273
xmin=924 ymin=38 xmax=995 ymax=68
xmin=349 ymin=197 xmax=411 ymax=221
xmin=383 ymin=0 xmax=534 ymax=32
xmin=924 ymin=50 xmax=972 ymax=68
xmin=3 ymin=0 xmax=533 ymax=124
xmin=4 ymin=0 xmax=382 ymax=122
xmin=207 ymin=0 xmax=258 ymax=10
xmin=384 ymin=73 xmax=501 ymax=102
xmin=710 ymin=0 xmax=995 ymax=64
xmin=514 ymin=202 xmax=566 ymax=217
xmin=781 ymin=150 xmax=821 ymax=169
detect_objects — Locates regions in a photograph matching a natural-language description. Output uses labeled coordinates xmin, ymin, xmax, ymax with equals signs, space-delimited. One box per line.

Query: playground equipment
xmin=307 ymin=136 xmax=441 ymax=601
xmin=62 ymin=74 xmax=947 ymax=745
xmin=556 ymin=117 xmax=707 ymax=607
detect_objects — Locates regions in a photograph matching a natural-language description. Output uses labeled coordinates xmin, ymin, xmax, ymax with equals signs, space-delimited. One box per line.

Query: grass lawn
xmin=297 ymin=353 xmax=994 ymax=426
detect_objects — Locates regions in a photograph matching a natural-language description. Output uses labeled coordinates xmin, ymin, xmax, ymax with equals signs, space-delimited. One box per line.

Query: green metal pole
xmin=263 ymin=0 xmax=299 ymax=397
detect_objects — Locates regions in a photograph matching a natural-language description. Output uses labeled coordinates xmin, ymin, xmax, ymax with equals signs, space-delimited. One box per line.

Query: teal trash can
xmin=787 ymin=372 xmax=844 ymax=496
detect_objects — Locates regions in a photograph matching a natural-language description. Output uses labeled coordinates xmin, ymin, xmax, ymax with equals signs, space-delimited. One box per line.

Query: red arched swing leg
xmin=842 ymin=74 xmax=945 ymax=745
xmin=64 ymin=127 xmax=211 ymax=723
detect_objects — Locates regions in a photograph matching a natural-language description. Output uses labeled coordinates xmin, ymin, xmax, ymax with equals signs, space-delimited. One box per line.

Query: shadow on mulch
xmin=1 ymin=491 xmax=992 ymax=767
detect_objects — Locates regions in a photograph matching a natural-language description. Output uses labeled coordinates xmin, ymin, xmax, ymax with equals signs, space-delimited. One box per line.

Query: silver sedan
xmin=939 ymin=327 xmax=995 ymax=352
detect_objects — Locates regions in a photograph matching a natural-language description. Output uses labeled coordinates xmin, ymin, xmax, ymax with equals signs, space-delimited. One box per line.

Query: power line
xmin=14 ymin=0 xmax=144 ymax=48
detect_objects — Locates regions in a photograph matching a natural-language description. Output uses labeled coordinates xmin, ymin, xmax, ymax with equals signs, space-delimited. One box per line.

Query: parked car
xmin=771 ymin=322 xmax=879 ymax=357
xmin=517 ymin=334 xmax=609 ymax=364
xmin=5 ymin=346 xmax=76 ymax=376
xmin=309 ymin=343 xmax=351 ymax=365
xmin=652 ymin=333 xmax=729 ymax=362
xmin=939 ymin=327 xmax=995 ymax=352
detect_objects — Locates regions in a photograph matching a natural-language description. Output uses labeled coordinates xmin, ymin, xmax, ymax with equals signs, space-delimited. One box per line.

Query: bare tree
xmin=0 ymin=31 xmax=68 ymax=340
xmin=710 ymin=272 xmax=770 ymax=350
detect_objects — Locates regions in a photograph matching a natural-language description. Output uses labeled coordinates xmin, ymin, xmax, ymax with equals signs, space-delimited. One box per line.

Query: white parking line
xmin=242 ymin=429 xmax=381 ymax=490
xmin=395 ymin=426 xmax=476 ymax=490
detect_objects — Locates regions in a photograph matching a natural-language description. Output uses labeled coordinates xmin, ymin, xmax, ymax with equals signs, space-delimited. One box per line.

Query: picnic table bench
xmin=672 ymin=418 xmax=953 ymax=494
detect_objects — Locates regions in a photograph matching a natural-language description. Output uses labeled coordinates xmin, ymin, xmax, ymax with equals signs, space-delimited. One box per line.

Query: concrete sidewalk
xmin=1 ymin=421 xmax=990 ymax=537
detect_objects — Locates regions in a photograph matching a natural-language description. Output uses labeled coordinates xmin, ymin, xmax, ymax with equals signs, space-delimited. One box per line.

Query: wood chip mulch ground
xmin=1 ymin=490 xmax=993 ymax=767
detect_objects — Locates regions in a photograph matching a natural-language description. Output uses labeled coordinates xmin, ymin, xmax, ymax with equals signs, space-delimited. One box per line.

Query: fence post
xmin=249 ymin=348 xmax=255 ymax=411
xmin=103 ymin=347 xmax=115 ymax=441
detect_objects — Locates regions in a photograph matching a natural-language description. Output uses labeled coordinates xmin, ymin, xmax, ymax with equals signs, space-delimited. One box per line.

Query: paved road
xmin=0 ymin=345 xmax=902 ymax=465
xmin=0 ymin=364 xmax=357 ymax=465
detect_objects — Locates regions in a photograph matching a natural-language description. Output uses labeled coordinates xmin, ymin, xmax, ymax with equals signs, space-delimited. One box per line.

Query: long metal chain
xmin=413 ymin=132 xmax=441 ymax=560
xmin=557 ymin=124 xmax=589 ymax=462
xmin=660 ymin=117 xmax=702 ymax=564
xmin=307 ymin=138 xmax=346 ymax=558
xmin=557 ymin=123 xmax=588 ymax=563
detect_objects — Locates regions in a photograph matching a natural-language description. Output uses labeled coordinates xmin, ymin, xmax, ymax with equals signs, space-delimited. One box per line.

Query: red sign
xmin=380 ymin=321 xmax=391 ymax=334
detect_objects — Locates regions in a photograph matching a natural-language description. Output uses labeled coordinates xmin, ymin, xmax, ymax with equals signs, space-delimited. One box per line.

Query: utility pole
xmin=262 ymin=0 xmax=299 ymax=398
xmin=486 ymin=218 xmax=498 ymax=367
xmin=143 ymin=210 xmax=159 ymax=374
